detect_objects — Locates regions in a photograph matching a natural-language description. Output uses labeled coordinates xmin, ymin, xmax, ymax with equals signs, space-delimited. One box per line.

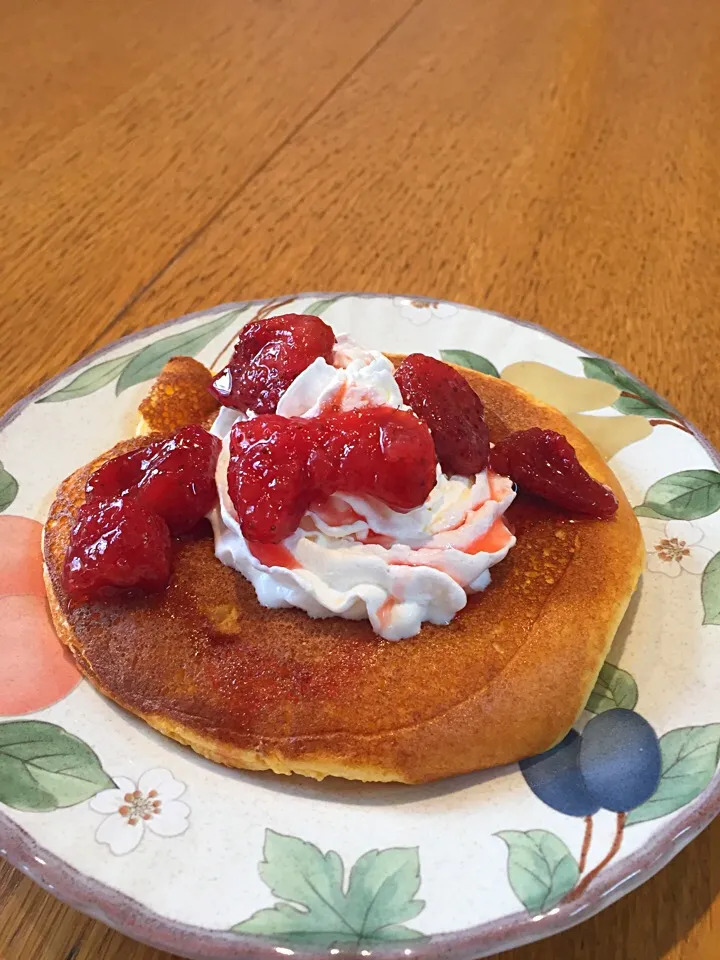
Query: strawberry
xmin=63 ymin=499 xmax=172 ymax=602
xmin=86 ymin=425 xmax=221 ymax=535
xmin=490 ymin=428 xmax=618 ymax=519
xmin=227 ymin=408 xmax=437 ymax=543
xmin=395 ymin=354 xmax=489 ymax=476
xmin=210 ymin=314 xmax=335 ymax=413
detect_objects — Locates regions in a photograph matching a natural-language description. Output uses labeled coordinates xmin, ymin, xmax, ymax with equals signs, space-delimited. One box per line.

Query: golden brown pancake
xmin=43 ymin=361 xmax=644 ymax=783
xmin=137 ymin=355 xmax=219 ymax=435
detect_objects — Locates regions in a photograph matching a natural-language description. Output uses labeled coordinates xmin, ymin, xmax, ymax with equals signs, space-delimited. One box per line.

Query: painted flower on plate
xmin=641 ymin=519 xmax=714 ymax=578
xmin=89 ymin=768 xmax=189 ymax=855
xmin=393 ymin=298 xmax=458 ymax=325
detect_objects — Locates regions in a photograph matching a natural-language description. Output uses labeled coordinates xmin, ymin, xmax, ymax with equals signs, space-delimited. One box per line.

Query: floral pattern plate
xmin=1 ymin=293 xmax=719 ymax=960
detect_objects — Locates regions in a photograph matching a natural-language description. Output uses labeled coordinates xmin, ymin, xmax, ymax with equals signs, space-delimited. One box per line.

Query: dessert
xmin=43 ymin=313 xmax=644 ymax=783
xmin=209 ymin=336 xmax=518 ymax=641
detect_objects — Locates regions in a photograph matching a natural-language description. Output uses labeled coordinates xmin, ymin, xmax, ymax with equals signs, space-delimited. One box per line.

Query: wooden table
xmin=2 ymin=0 xmax=719 ymax=957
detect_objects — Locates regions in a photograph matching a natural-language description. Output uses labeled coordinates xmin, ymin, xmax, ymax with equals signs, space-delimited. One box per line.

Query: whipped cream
xmin=209 ymin=336 xmax=516 ymax=640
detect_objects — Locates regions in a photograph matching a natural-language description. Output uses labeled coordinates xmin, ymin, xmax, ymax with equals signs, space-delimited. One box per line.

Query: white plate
xmin=1 ymin=293 xmax=719 ymax=960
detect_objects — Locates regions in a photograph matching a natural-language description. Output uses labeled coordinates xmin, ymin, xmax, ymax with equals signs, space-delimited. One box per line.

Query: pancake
xmin=43 ymin=360 xmax=644 ymax=783
xmin=137 ymin=355 xmax=219 ymax=435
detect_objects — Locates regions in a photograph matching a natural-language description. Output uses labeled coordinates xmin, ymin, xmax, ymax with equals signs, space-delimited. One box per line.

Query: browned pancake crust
xmin=44 ymin=367 xmax=644 ymax=783
xmin=137 ymin=356 xmax=219 ymax=434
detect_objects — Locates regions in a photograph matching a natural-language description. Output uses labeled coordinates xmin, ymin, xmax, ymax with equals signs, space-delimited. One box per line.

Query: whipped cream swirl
xmin=209 ymin=335 xmax=516 ymax=640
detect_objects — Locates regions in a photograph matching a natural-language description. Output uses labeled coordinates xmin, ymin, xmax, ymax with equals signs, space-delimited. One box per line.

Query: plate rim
xmin=1 ymin=290 xmax=719 ymax=960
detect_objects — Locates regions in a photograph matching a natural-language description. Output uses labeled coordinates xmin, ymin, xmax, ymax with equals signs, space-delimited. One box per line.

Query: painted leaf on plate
xmin=633 ymin=505 xmax=670 ymax=520
xmin=37 ymin=353 xmax=138 ymax=403
xmin=440 ymin=350 xmax=499 ymax=378
xmin=343 ymin=847 xmax=424 ymax=937
xmin=580 ymin=357 xmax=680 ymax=421
xmin=116 ymin=306 xmax=249 ymax=394
xmin=586 ymin=663 xmax=639 ymax=714
xmin=0 ymin=720 xmax=114 ymax=812
xmin=634 ymin=470 xmax=720 ymax=521
xmin=0 ymin=462 xmax=19 ymax=513
xmin=231 ymin=830 xmax=425 ymax=946
xmin=626 ymin=724 xmax=720 ymax=825
xmin=612 ymin=395 xmax=680 ymax=419
xmin=701 ymin=552 xmax=720 ymax=626
xmin=496 ymin=830 xmax=579 ymax=914
xmin=304 ymin=297 xmax=341 ymax=316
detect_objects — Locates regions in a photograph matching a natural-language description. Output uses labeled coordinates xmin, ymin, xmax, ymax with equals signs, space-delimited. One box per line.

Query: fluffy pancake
xmin=43 ymin=361 xmax=644 ymax=783
xmin=137 ymin=355 xmax=219 ymax=435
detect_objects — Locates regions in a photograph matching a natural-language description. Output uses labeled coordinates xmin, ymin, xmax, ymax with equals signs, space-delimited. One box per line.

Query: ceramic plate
xmin=2 ymin=293 xmax=719 ymax=960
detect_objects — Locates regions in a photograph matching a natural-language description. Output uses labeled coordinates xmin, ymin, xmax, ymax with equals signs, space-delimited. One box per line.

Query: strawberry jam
xmin=228 ymin=415 xmax=317 ymax=543
xmin=64 ymin=425 xmax=221 ymax=603
xmin=63 ymin=499 xmax=172 ymax=602
xmin=395 ymin=353 xmax=490 ymax=476
xmin=228 ymin=408 xmax=437 ymax=543
xmin=210 ymin=314 xmax=335 ymax=414
xmin=86 ymin=425 xmax=221 ymax=535
xmin=490 ymin=428 xmax=618 ymax=519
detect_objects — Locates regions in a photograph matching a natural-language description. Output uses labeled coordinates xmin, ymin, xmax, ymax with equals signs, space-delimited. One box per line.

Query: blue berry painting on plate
xmin=1 ymin=292 xmax=719 ymax=960
xmin=504 ymin=688 xmax=686 ymax=912
xmin=504 ymin=692 xmax=720 ymax=912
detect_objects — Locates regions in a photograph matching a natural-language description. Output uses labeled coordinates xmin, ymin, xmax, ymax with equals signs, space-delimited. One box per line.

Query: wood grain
xmin=0 ymin=0 xmax=417 ymax=418
xmin=99 ymin=0 xmax=720 ymax=446
xmin=1 ymin=0 xmax=719 ymax=958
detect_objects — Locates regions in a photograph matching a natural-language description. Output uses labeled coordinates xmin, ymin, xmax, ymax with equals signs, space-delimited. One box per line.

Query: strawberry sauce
xmin=247 ymin=542 xmax=300 ymax=569
xmin=376 ymin=596 xmax=396 ymax=632
xmin=312 ymin=499 xmax=364 ymax=527
xmin=465 ymin=518 xmax=514 ymax=555
xmin=228 ymin=408 xmax=437 ymax=544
